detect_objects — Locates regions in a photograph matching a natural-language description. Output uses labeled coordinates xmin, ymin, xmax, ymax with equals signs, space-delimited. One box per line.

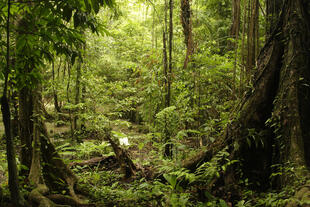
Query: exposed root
xmin=29 ymin=184 xmax=70 ymax=207
xmin=286 ymin=184 xmax=310 ymax=207
xmin=47 ymin=194 xmax=96 ymax=207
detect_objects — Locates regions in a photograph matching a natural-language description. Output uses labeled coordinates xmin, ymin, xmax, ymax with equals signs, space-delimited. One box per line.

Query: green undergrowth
xmin=236 ymin=163 xmax=310 ymax=207
xmin=0 ymin=120 xmax=308 ymax=207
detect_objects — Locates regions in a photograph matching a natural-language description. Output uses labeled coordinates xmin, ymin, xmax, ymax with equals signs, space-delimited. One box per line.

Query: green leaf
xmin=163 ymin=173 xmax=177 ymax=189
xmin=219 ymin=199 xmax=228 ymax=207
xmin=112 ymin=131 xmax=127 ymax=138
xmin=138 ymin=142 xmax=144 ymax=150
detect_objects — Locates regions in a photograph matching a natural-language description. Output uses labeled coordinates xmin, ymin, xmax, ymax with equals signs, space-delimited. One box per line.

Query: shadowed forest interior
xmin=0 ymin=0 xmax=310 ymax=206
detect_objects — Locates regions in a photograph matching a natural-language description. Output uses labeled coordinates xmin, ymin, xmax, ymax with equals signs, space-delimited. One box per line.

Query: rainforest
xmin=0 ymin=0 xmax=309 ymax=206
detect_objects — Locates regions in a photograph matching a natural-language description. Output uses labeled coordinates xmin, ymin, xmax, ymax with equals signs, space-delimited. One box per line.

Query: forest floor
xmin=1 ymin=113 xmax=307 ymax=206
xmin=0 ymin=118 xmax=159 ymax=206
xmin=0 ymin=106 xmax=208 ymax=207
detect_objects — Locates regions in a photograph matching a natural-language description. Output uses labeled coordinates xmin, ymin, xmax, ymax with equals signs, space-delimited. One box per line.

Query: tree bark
xmin=52 ymin=60 xmax=61 ymax=113
xmin=17 ymin=14 xmax=35 ymax=174
xmin=183 ymin=0 xmax=310 ymax=199
xmin=40 ymin=123 xmax=79 ymax=196
xmin=225 ymin=0 xmax=310 ymax=191
xmin=247 ymin=0 xmax=259 ymax=78
xmin=162 ymin=0 xmax=173 ymax=158
xmin=73 ymin=60 xmax=82 ymax=132
xmin=240 ymin=0 xmax=248 ymax=92
xmin=266 ymin=0 xmax=282 ymax=38
xmin=230 ymin=0 xmax=240 ymax=93
xmin=2 ymin=1 xmax=27 ymax=205
xmin=1 ymin=96 xmax=27 ymax=206
xmin=23 ymin=78 xmax=85 ymax=206
xmin=164 ymin=0 xmax=174 ymax=158
xmin=230 ymin=0 xmax=241 ymax=40
xmin=28 ymin=86 xmax=43 ymax=185
xmin=181 ymin=0 xmax=194 ymax=69
xmin=19 ymin=87 xmax=34 ymax=172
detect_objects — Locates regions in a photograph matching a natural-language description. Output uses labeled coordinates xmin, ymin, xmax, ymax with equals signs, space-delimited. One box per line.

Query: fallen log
xmin=103 ymin=128 xmax=138 ymax=179
xmin=69 ymin=156 xmax=118 ymax=169
xmin=182 ymin=150 xmax=213 ymax=171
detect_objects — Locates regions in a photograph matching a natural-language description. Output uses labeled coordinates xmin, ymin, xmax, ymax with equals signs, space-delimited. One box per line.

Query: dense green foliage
xmin=0 ymin=0 xmax=309 ymax=206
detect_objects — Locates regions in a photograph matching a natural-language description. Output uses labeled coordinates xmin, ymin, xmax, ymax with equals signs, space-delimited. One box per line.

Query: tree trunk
xmin=240 ymin=0 xmax=248 ymax=92
xmin=181 ymin=0 xmax=194 ymax=69
xmin=162 ymin=0 xmax=173 ymax=158
xmin=168 ymin=0 xmax=173 ymax=109
xmin=66 ymin=61 xmax=74 ymax=138
xmin=73 ymin=60 xmax=82 ymax=132
xmin=164 ymin=0 xmax=174 ymax=158
xmin=52 ymin=61 xmax=61 ymax=113
xmin=2 ymin=1 xmax=27 ymax=205
xmin=163 ymin=0 xmax=168 ymax=109
xmin=40 ymin=123 xmax=79 ymax=196
xmin=27 ymin=88 xmax=83 ymax=206
xmin=230 ymin=0 xmax=240 ymax=93
xmin=272 ymin=0 xmax=310 ymax=169
xmin=184 ymin=0 xmax=310 ymax=201
xmin=230 ymin=0 xmax=241 ymax=40
xmin=19 ymin=87 xmax=34 ymax=172
xmin=225 ymin=0 xmax=310 ymax=191
xmin=28 ymin=86 xmax=43 ymax=185
xmin=1 ymin=96 xmax=27 ymax=206
xmin=247 ymin=0 xmax=259 ymax=78
xmin=17 ymin=14 xmax=35 ymax=174
xmin=266 ymin=0 xmax=282 ymax=38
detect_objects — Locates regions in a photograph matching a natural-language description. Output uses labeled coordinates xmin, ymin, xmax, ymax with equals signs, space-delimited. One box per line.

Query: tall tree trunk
xmin=2 ymin=1 xmax=27 ymax=205
xmin=163 ymin=0 xmax=174 ymax=158
xmin=162 ymin=0 xmax=170 ymax=158
xmin=19 ymin=87 xmax=33 ymax=171
xmin=73 ymin=60 xmax=81 ymax=132
xmin=266 ymin=0 xmax=282 ymax=38
xmin=28 ymin=86 xmax=43 ymax=186
xmin=52 ymin=61 xmax=61 ymax=113
xmin=17 ymin=14 xmax=34 ymax=173
xmin=230 ymin=0 xmax=241 ymax=93
xmin=240 ymin=0 xmax=248 ymax=92
xmin=163 ymin=0 xmax=169 ymax=109
xmin=181 ymin=0 xmax=194 ymax=69
xmin=185 ymin=1 xmax=310 ymax=202
xmin=66 ymin=61 xmax=74 ymax=138
xmin=247 ymin=0 xmax=259 ymax=79
xmin=230 ymin=0 xmax=241 ymax=39
xmin=168 ymin=0 xmax=173 ymax=108
xmin=1 ymin=96 xmax=27 ymax=206
xmin=225 ymin=0 xmax=310 ymax=192
xmin=27 ymin=83 xmax=83 ymax=206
